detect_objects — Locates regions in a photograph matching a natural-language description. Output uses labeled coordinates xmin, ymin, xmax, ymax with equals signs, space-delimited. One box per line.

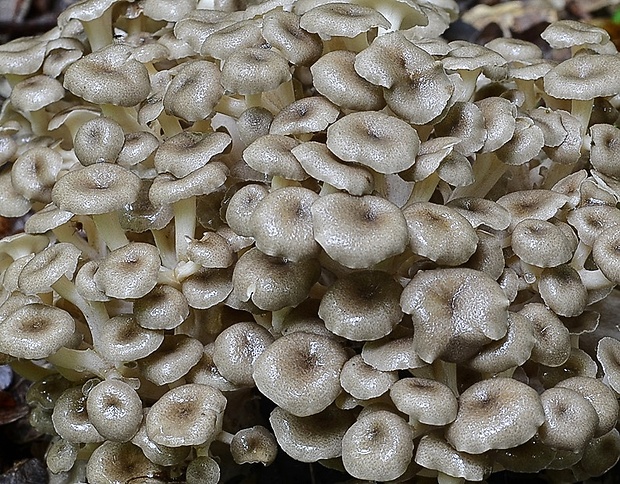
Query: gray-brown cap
xmin=242 ymin=134 xmax=304 ymax=181
xmin=64 ymin=44 xmax=150 ymax=106
xmin=390 ymin=377 xmax=458 ymax=427
xmin=593 ymin=225 xmax=620 ymax=284
xmin=401 ymin=268 xmax=509 ymax=364
xmin=339 ymin=354 xmax=398 ymax=400
xmin=138 ymin=334 xmax=203 ymax=386
xmin=253 ymin=332 xmax=348 ymax=417
xmin=262 ymin=10 xmax=322 ymax=66
xmin=95 ymin=314 xmax=164 ymax=363
xmin=73 ymin=116 xmax=125 ymax=166
xmin=85 ymin=441 xmax=163 ymax=484
xmin=446 ymin=377 xmax=545 ymax=454
xmin=326 ymin=110 xmax=419 ymax=174
xmin=511 ymin=218 xmax=573 ymax=268
xmin=269 ymin=96 xmax=339 ymax=137
xmin=220 ymin=47 xmax=291 ymax=95
xmin=519 ymin=303 xmax=571 ymax=367
xmin=311 ymin=193 xmax=408 ymax=269
xmin=318 ymin=270 xmax=402 ymax=341
xmin=299 ymin=2 xmax=390 ymax=40
xmin=11 ymin=147 xmax=63 ymax=203
xmin=230 ymin=425 xmax=278 ymax=466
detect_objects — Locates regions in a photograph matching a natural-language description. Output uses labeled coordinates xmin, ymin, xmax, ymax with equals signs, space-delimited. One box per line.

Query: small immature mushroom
xmin=181 ymin=267 xmax=234 ymax=309
xmin=318 ymin=270 xmax=402 ymax=341
xmin=249 ymin=187 xmax=320 ymax=261
xmin=94 ymin=242 xmax=160 ymax=299
xmin=185 ymin=456 xmax=220 ymax=484
xmin=117 ymin=131 xmax=159 ymax=168
xmin=73 ymin=116 xmax=125 ymax=166
xmin=402 ymin=202 xmax=478 ymax=266
xmin=230 ymin=426 xmax=278 ymax=466
xmin=138 ymin=334 xmax=203 ymax=386
xmin=341 ymin=410 xmax=414 ymax=481
xmin=212 ymin=322 xmax=274 ymax=387
xmin=326 ymin=110 xmax=419 ymax=174
xmin=86 ymin=378 xmax=143 ymax=442
xmin=269 ymin=405 xmax=355 ymax=462
xmin=446 ymin=378 xmax=545 ymax=454
xmin=253 ymin=332 xmax=348 ymax=417
xmin=339 ymin=354 xmax=398 ymax=400
xmin=85 ymin=441 xmax=163 ymax=484
xmin=415 ymin=434 xmax=492 ymax=482
xmin=0 ymin=304 xmax=75 ymax=360
xmin=45 ymin=437 xmax=78 ymax=474
xmin=186 ymin=343 xmax=241 ymax=392
xmin=146 ymin=383 xmax=227 ymax=447
xmin=186 ymin=232 xmax=234 ymax=269
xmin=311 ymin=193 xmax=408 ymax=269
xmin=237 ymin=107 xmax=274 ymax=146
xmin=538 ymin=387 xmax=599 ymax=451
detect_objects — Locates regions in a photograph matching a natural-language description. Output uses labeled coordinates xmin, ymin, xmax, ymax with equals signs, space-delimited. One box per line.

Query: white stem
xmin=47 ymin=347 xmax=110 ymax=378
xmin=92 ymin=212 xmax=129 ymax=251
xmin=173 ymin=196 xmax=197 ymax=261
xmin=449 ymin=152 xmax=505 ymax=201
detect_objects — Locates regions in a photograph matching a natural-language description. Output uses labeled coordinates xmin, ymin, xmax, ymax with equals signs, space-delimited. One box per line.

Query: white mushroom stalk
xmin=3 ymin=1 xmax=620 ymax=482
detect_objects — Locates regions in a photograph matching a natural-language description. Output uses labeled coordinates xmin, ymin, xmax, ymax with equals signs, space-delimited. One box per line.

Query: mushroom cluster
xmin=1 ymin=0 xmax=620 ymax=482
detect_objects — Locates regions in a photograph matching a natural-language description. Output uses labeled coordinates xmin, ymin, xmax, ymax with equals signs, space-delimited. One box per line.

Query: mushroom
xmin=445 ymin=378 xmax=545 ymax=454
xmin=252 ymin=332 xmax=348 ymax=417
xmin=339 ymin=354 xmax=398 ymax=400
xmin=146 ymin=383 xmax=226 ymax=447
xmin=85 ymin=441 xmax=163 ymax=484
xmin=230 ymin=426 xmax=278 ymax=466
xmin=341 ymin=410 xmax=414 ymax=481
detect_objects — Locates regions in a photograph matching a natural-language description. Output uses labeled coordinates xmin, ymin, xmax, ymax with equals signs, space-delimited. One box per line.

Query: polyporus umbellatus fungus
xmin=1 ymin=1 xmax=620 ymax=482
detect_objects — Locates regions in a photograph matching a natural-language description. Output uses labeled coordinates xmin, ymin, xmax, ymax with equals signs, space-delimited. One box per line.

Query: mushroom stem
xmin=578 ymin=268 xmax=613 ymax=291
xmin=100 ymin=105 xmax=143 ymax=133
xmin=52 ymin=222 xmax=100 ymax=261
xmin=47 ymin=347 xmax=110 ymax=378
xmin=82 ymin=7 xmax=114 ymax=52
xmin=270 ymin=306 xmax=293 ymax=334
xmin=542 ymin=162 xmax=578 ymax=189
xmin=92 ymin=212 xmax=129 ymax=251
xmin=215 ymin=95 xmax=247 ymax=118
xmin=437 ymin=472 xmax=465 ymax=484
xmin=432 ymin=360 xmax=458 ymax=396
xmin=174 ymin=259 xmax=201 ymax=282
xmin=570 ymin=240 xmax=592 ymax=271
xmin=571 ymin=98 xmax=594 ymax=137
xmin=157 ymin=113 xmax=183 ymax=138
xmin=10 ymin=359 xmax=56 ymax=382
xmin=151 ymin=228 xmax=177 ymax=270
xmin=408 ymin=172 xmax=440 ymax=203
xmin=173 ymin=196 xmax=197 ymax=260
xmin=449 ymin=152 xmax=505 ymax=201
xmin=215 ymin=430 xmax=234 ymax=445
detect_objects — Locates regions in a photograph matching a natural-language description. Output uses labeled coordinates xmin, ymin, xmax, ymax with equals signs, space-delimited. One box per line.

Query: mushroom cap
xmin=11 ymin=147 xmax=61 ymax=203
xmin=212 ymin=322 xmax=274 ymax=387
xmin=186 ymin=232 xmax=234 ymax=269
xmin=415 ymin=434 xmax=492 ymax=481
xmin=18 ymin=242 xmax=81 ymax=295
xmin=225 ymin=183 xmax=269 ymax=237
xmin=220 ymin=47 xmax=292 ymax=95
xmin=86 ymin=441 xmax=163 ymax=484
xmin=361 ymin=335 xmax=426 ymax=371
xmin=237 ymin=107 xmax=274 ymax=146
xmin=163 ymin=60 xmax=223 ymax=122
xmin=538 ymin=387 xmax=599 ymax=451
xmin=230 ymin=426 xmax=278 ymax=466
xmin=519 ymin=303 xmax=571 ymax=367
xmin=446 ymin=197 xmax=511 ymax=230
xmin=538 ymin=347 xmax=598 ymax=389
xmin=0 ymin=303 xmax=75 ymax=359
xmin=270 ymin=96 xmax=339 ymax=136
xmin=567 ymin=205 xmax=620 ymax=247
xmin=0 ymin=37 xmax=47 ymax=76
xmin=253 ymin=332 xmax=348 ymax=417
xmin=10 ymin=74 xmax=64 ymax=113
xmin=299 ymin=3 xmax=390 ymax=39
xmin=544 ymin=54 xmax=620 ymax=101
xmin=434 ymin=101 xmax=487 ymax=156
xmin=51 ymin=163 xmax=141 ymax=215
xmin=593 ymin=225 xmax=620 ymax=284
xmin=73 ymin=117 xmax=125 ymax=166
xmin=249 ymin=187 xmax=320 ymax=261
xmin=63 ymin=44 xmax=151 ymax=107
xmin=181 ymin=267 xmax=234 ymax=310
xmin=311 ymin=193 xmax=408 ymax=269
xmin=154 ymin=131 xmax=231 ymax=179
xmin=138 ymin=334 xmax=204 ymax=386
xmin=590 ymin=124 xmax=620 ymax=179
xmin=131 ymin=409 xmax=191 ymax=466
xmin=52 ymin=386 xmax=104 ymax=444
xmin=134 ymin=284 xmax=190 ymax=331
xmin=269 ymin=405 xmax=355 ymax=462
xmin=146 ymin=383 xmax=226 ymax=447
xmin=402 ymin=201 xmax=478 ymax=266
xmin=94 ymin=242 xmax=160 ymax=299
xmin=401 ymin=268 xmax=509 ymax=364
xmin=511 ymin=218 xmax=573 ymax=268
xmin=292 ymin=141 xmax=374 ymax=196
xmin=185 ymin=456 xmax=220 ymax=484
xmin=538 ymin=265 xmax=588 ymax=317
xmin=340 ymin=354 xmax=398 ymax=400
xmin=232 ymin=248 xmax=320 ymax=311
xmin=446 ymin=378 xmax=545 ymax=454
xmin=597 ymin=337 xmax=620 ymax=394
xmin=497 ymin=189 xmax=568 ymax=230
xmin=390 ymin=377 xmax=458 ymax=426
xmin=318 ymin=270 xmax=402 ymax=341
xmin=242 ymin=134 xmax=304 ymax=181
xmin=262 ymin=10 xmax=322 ymax=66
xmin=556 ymin=376 xmax=620 ymax=437
xmin=86 ymin=378 xmax=143 ymax=442
xmin=311 ymin=50 xmax=385 ymax=111
xmin=200 ymin=19 xmax=264 ymax=61
xmin=541 ymin=20 xmax=611 ymax=49
xmin=341 ymin=410 xmax=414 ymax=481
xmin=117 ymin=131 xmax=159 ymax=168
xmin=326 ymin=111 xmax=419 ymax=174
xmin=96 ymin=314 xmax=164 ymax=363
xmin=573 ymin=428 xmax=620 ymax=480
